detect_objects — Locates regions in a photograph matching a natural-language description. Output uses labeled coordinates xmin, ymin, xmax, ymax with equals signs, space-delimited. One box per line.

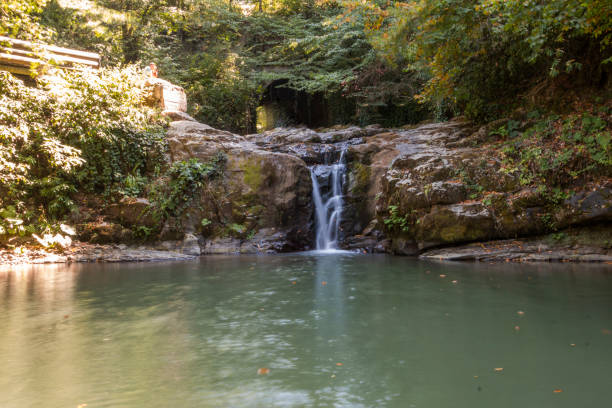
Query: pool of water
xmin=1 ymin=254 xmax=611 ymax=408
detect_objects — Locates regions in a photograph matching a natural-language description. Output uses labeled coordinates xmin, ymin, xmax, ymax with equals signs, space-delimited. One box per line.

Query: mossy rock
xmin=415 ymin=203 xmax=496 ymax=249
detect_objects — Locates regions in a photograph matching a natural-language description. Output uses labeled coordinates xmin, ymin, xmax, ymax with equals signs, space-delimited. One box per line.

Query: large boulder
xmin=415 ymin=203 xmax=497 ymax=249
xmin=106 ymin=197 xmax=155 ymax=228
xmin=143 ymin=77 xmax=187 ymax=113
xmin=166 ymin=121 xmax=313 ymax=252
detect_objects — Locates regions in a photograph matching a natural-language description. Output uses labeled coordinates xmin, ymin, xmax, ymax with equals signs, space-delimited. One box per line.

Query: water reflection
xmin=0 ymin=257 xmax=611 ymax=408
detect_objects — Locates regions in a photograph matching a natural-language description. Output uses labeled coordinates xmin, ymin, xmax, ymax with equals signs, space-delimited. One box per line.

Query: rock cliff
xmin=84 ymin=116 xmax=610 ymax=261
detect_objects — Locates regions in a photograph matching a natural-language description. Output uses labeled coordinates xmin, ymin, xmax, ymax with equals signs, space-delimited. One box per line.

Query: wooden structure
xmin=0 ymin=36 xmax=100 ymax=76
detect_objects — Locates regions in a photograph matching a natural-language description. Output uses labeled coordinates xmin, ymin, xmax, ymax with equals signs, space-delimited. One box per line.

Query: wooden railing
xmin=0 ymin=36 xmax=100 ymax=76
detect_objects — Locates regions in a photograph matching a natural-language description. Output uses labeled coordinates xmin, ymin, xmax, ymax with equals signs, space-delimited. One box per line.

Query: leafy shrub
xmin=383 ymin=205 xmax=412 ymax=233
xmin=345 ymin=0 xmax=612 ymax=121
xmin=150 ymin=153 xmax=227 ymax=223
xmin=499 ymin=111 xmax=611 ymax=188
xmin=0 ymin=66 xmax=165 ymax=241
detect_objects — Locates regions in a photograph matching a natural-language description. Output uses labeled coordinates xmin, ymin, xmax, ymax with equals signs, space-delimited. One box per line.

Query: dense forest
xmin=0 ymin=0 xmax=610 ymax=248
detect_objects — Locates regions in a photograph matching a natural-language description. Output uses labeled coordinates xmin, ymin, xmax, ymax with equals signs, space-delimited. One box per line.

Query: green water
xmin=1 ymin=253 xmax=611 ymax=408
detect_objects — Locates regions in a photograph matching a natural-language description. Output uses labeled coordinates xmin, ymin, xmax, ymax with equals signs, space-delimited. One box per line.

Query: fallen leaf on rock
xmin=257 ymin=368 xmax=270 ymax=375
xmin=77 ymin=404 xmax=87 ymax=408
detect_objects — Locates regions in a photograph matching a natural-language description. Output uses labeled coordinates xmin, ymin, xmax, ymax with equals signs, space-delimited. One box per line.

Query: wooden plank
xmin=0 ymin=47 xmax=35 ymax=59
xmin=0 ymin=51 xmax=98 ymax=69
xmin=0 ymin=36 xmax=100 ymax=69
xmin=0 ymin=52 xmax=41 ymax=68
xmin=0 ymin=36 xmax=100 ymax=60
xmin=0 ymin=63 xmax=35 ymax=76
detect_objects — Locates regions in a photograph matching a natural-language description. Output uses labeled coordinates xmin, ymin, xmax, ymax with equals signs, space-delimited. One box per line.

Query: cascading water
xmin=310 ymin=150 xmax=346 ymax=250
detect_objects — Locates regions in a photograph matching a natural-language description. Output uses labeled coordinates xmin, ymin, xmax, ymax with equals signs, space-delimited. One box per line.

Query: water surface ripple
xmin=1 ymin=255 xmax=611 ymax=408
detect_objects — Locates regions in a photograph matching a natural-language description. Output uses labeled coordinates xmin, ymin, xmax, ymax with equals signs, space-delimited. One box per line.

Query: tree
xmin=342 ymin=0 xmax=612 ymax=120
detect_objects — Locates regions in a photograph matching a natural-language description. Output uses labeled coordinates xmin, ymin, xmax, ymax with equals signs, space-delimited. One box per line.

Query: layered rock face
xmin=166 ymin=121 xmax=313 ymax=253
xmin=244 ymin=121 xmax=611 ymax=257
xmin=93 ymin=116 xmax=609 ymax=258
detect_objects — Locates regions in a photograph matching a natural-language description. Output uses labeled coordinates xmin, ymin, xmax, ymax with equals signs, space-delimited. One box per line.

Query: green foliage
xmin=40 ymin=67 xmax=167 ymax=194
xmin=117 ymin=174 xmax=149 ymax=197
xmin=228 ymin=223 xmax=246 ymax=235
xmin=0 ymin=0 xmax=51 ymax=41
xmin=499 ymin=111 xmax=612 ymax=189
xmin=150 ymin=153 xmax=226 ymax=222
xmin=0 ymin=66 xmax=164 ymax=241
xmin=383 ymin=205 xmax=411 ymax=233
xmin=345 ymin=0 xmax=612 ymax=121
xmin=132 ymin=224 xmax=155 ymax=240
xmin=245 ymin=10 xmax=373 ymax=95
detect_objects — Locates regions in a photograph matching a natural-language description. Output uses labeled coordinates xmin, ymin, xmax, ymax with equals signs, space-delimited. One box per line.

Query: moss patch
xmin=350 ymin=162 xmax=371 ymax=195
xmin=240 ymin=158 xmax=264 ymax=191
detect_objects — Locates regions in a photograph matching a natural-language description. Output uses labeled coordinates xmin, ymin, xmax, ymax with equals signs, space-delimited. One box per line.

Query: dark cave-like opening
xmin=256 ymin=80 xmax=329 ymax=131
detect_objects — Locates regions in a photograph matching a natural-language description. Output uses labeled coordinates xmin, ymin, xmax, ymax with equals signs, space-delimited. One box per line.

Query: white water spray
xmin=310 ymin=150 xmax=346 ymax=250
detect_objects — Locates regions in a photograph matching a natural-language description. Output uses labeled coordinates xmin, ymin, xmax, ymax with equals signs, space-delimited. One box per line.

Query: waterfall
xmin=310 ymin=150 xmax=346 ymax=250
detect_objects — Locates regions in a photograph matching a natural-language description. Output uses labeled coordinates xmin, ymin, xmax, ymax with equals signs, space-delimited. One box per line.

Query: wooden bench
xmin=0 ymin=36 xmax=100 ymax=76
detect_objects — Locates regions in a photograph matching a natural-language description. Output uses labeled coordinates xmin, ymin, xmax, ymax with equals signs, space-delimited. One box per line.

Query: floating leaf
xmin=321 ymin=281 xmax=327 ymax=286
xmin=257 ymin=368 xmax=270 ymax=375
xmin=553 ymin=389 xmax=563 ymax=393
xmin=494 ymin=367 xmax=503 ymax=372
xmin=336 ymin=362 xmax=343 ymax=366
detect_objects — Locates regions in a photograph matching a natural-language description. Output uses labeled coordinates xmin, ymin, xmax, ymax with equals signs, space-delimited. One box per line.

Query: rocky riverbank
xmin=419 ymin=226 xmax=612 ymax=262
xmin=2 ymin=230 xmax=610 ymax=264
xmin=0 ymin=242 xmax=196 ymax=265
xmin=10 ymin=115 xmax=609 ymax=264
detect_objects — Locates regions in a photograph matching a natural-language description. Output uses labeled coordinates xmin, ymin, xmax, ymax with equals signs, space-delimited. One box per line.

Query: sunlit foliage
xmin=0 ymin=67 xmax=164 ymax=239
xmin=342 ymin=0 xmax=612 ymax=120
